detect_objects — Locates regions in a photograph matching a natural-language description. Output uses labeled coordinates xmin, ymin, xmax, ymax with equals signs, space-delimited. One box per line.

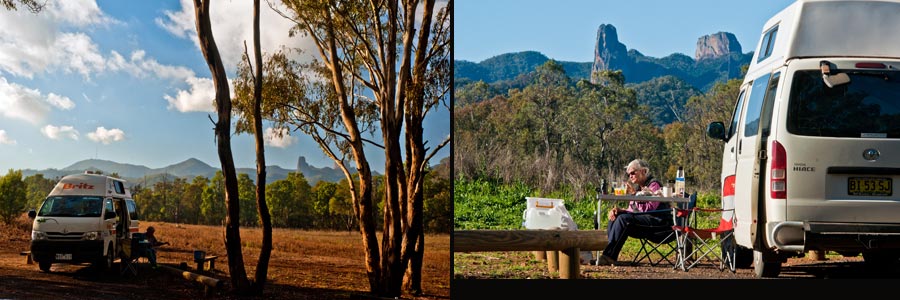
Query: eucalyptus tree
xmin=192 ymin=0 xmax=250 ymax=293
xmin=1 ymin=0 xmax=42 ymax=12
xmin=245 ymin=0 xmax=451 ymax=297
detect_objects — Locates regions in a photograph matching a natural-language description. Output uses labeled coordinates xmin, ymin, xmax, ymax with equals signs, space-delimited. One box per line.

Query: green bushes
xmin=455 ymin=178 xmax=721 ymax=231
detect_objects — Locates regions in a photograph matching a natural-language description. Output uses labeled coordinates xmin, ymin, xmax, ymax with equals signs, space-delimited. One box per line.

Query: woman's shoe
xmin=595 ymin=255 xmax=617 ymax=266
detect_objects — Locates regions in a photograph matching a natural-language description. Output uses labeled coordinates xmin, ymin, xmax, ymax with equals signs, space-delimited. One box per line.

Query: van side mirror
xmin=28 ymin=209 xmax=36 ymax=219
xmin=105 ymin=211 xmax=117 ymax=220
xmin=707 ymin=122 xmax=727 ymax=141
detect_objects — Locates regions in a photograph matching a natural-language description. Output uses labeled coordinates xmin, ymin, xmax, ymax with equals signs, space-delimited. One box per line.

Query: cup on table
xmin=662 ymin=186 xmax=671 ymax=197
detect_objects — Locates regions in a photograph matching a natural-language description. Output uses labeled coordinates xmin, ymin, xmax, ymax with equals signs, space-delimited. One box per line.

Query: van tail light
xmin=771 ymin=140 xmax=787 ymax=199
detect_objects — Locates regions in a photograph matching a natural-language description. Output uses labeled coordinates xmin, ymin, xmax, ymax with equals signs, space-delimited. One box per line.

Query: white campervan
xmin=27 ymin=172 xmax=139 ymax=272
xmin=707 ymin=0 xmax=900 ymax=277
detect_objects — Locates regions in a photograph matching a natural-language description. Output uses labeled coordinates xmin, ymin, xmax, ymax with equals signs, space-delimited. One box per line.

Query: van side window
xmin=114 ymin=181 xmax=125 ymax=195
xmin=757 ymin=25 xmax=779 ymax=62
xmin=758 ymin=72 xmax=782 ymax=137
xmin=126 ymin=200 xmax=139 ymax=221
xmin=744 ymin=73 xmax=773 ymax=137
xmin=727 ymin=90 xmax=747 ymax=140
xmin=104 ymin=199 xmax=115 ymax=216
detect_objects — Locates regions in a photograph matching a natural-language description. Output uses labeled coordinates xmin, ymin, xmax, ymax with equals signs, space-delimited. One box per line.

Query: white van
xmin=27 ymin=172 xmax=139 ymax=272
xmin=707 ymin=0 xmax=900 ymax=277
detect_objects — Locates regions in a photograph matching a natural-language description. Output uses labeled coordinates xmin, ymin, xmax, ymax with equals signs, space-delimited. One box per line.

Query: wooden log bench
xmin=195 ymin=255 xmax=218 ymax=273
xmin=453 ymin=229 xmax=608 ymax=279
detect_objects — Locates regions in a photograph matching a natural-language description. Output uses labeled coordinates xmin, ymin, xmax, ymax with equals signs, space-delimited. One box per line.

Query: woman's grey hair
xmin=625 ymin=159 xmax=652 ymax=176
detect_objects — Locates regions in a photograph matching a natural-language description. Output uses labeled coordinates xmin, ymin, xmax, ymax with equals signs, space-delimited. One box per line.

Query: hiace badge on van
xmin=706 ymin=0 xmax=900 ymax=278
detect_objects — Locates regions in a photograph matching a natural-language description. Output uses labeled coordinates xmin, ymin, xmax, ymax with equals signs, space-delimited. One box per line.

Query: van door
xmin=720 ymin=88 xmax=747 ymax=234
xmin=125 ymin=199 xmax=139 ymax=237
xmin=733 ymin=71 xmax=780 ymax=247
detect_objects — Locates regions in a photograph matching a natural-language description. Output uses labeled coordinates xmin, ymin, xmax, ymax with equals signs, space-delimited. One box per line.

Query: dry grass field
xmin=0 ymin=215 xmax=449 ymax=299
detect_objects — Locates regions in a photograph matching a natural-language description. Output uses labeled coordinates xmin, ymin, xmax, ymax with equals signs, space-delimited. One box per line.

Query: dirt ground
xmin=0 ymin=219 xmax=450 ymax=300
xmin=454 ymin=250 xmax=900 ymax=279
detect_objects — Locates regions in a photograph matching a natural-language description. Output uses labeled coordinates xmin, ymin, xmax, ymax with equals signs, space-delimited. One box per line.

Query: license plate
xmin=848 ymin=177 xmax=892 ymax=196
xmin=55 ymin=253 xmax=72 ymax=260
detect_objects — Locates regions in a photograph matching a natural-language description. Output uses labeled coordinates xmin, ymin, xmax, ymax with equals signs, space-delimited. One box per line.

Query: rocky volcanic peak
xmin=591 ymin=24 xmax=630 ymax=82
xmin=695 ymin=32 xmax=742 ymax=61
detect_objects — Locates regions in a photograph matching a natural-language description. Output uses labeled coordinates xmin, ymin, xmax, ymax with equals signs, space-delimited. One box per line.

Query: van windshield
xmin=788 ymin=70 xmax=900 ymax=138
xmin=38 ymin=196 xmax=103 ymax=217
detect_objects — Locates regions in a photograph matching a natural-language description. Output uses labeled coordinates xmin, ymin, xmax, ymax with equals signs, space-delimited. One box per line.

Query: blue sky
xmin=0 ymin=0 xmax=450 ymax=173
xmin=456 ymin=0 xmax=796 ymax=63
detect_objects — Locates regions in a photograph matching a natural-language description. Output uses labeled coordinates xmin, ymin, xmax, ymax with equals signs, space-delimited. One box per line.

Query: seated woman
xmin=596 ymin=159 xmax=671 ymax=265
xmin=143 ymin=226 xmax=169 ymax=268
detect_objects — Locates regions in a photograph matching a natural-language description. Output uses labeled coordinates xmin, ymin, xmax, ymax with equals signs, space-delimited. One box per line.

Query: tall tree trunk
xmin=317 ymin=9 xmax=382 ymax=293
xmin=400 ymin=0 xmax=436 ymax=294
xmin=192 ymin=0 xmax=250 ymax=293
xmin=379 ymin=1 xmax=406 ymax=296
xmin=250 ymin=0 xmax=272 ymax=294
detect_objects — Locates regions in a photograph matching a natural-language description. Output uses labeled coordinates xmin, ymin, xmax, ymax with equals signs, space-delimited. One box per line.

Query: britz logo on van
xmin=62 ymin=183 xmax=95 ymax=190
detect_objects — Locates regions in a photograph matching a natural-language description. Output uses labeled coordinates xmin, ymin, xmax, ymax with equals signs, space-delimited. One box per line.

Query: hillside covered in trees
xmin=454 ymin=60 xmax=743 ymax=208
xmin=0 ymin=156 xmax=451 ymax=233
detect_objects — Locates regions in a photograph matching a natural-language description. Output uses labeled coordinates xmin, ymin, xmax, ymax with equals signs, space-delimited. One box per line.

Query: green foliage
xmin=199 ymin=171 xmax=226 ymax=225
xmin=0 ymin=169 xmax=26 ymax=224
xmin=424 ymin=169 xmax=452 ymax=233
xmin=454 ymin=178 xmax=533 ymax=229
xmin=23 ymin=173 xmax=55 ymax=211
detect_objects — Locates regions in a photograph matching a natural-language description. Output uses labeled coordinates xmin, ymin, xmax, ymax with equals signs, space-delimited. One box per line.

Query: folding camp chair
xmin=672 ymin=196 xmax=736 ymax=272
xmin=626 ymin=193 xmax=697 ymax=266
xmin=120 ymin=233 xmax=150 ymax=276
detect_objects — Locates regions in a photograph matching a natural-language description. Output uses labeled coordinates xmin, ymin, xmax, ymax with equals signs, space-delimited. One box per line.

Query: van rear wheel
xmin=862 ymin=251 xmax=900 ymax=267
xmin=753 ymin=249 xmax=782 ymax=278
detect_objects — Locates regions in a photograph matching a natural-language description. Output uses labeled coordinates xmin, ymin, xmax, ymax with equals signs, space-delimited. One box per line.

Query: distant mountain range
xmin=455 ymin=24 xmax=752 ymax=91
xmin=19 ymin=157 xmax=355 ymax=187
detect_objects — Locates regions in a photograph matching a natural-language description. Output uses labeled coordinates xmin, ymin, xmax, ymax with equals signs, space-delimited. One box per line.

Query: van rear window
xmin=787 ymin=70 xmax=900 ymax=138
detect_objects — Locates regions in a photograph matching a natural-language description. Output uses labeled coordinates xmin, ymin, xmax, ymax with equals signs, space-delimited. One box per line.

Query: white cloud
xmin=156 ymin=0 xmax=317 ymax=74
xmin=0 ymin=77 xmax=78 ymax=124
xmin=0 ymin=77 xmax=51 ymax=124
xmin=55 ymin=32 xmax=106 ymax=79
xmin=47 ymin=93 xmax=75 ymax=110
xmin=87 ymin=126 xmax=125 ymax=144
xmin=264 ymin=127 xmax=296 ymax=148
xmin=0 ymin=0 xmax=116 ymax=79
xmin=41 ymin=124 xmax=80 ymax=140
xmin=0 ymin=130 xmax=16 ymax=145
xmin=164 ymin=76 xmax=216 ymax=113
xmin=47 ymin=0 xmax=118 ymax=28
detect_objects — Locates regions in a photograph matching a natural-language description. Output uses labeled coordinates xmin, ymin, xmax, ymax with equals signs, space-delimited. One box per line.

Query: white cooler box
xmin=522 ymin=197 xmax=572 ymax=230
xmin=521 ymin=197 xmax=592 ymax=263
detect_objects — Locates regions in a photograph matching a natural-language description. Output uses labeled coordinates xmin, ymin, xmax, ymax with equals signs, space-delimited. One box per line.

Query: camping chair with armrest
xmin=627 ymin=192 xmax=696 ymax=267
xmin=672 ymin=196 xmax=736 ymax=272
xmin=120 ymin=233 xmax=150 ymax=276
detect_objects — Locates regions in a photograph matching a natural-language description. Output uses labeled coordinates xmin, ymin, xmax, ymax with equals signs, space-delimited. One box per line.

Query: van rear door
xmin=780 ymin=61 xmax=900 ymax=224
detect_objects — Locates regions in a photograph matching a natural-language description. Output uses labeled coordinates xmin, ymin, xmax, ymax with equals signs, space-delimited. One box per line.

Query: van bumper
xmin=30 ymin=240 xmax=105 ymax=264
xmin=771 ymin=221 xmax=900 ymax=252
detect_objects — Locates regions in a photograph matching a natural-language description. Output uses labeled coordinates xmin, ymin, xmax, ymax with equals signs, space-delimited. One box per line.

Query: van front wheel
xmin=38 ymin=261 xmax=51 ymax=272
xmin=753 ymin=249 xmax=782 ymax=278
xmin=94 ymin=245 xmax=114 ymax=271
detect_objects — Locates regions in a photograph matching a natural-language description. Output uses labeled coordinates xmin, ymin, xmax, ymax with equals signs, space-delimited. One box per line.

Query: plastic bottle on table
xmin=675 ymin=166 xmax=686 ymax=197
